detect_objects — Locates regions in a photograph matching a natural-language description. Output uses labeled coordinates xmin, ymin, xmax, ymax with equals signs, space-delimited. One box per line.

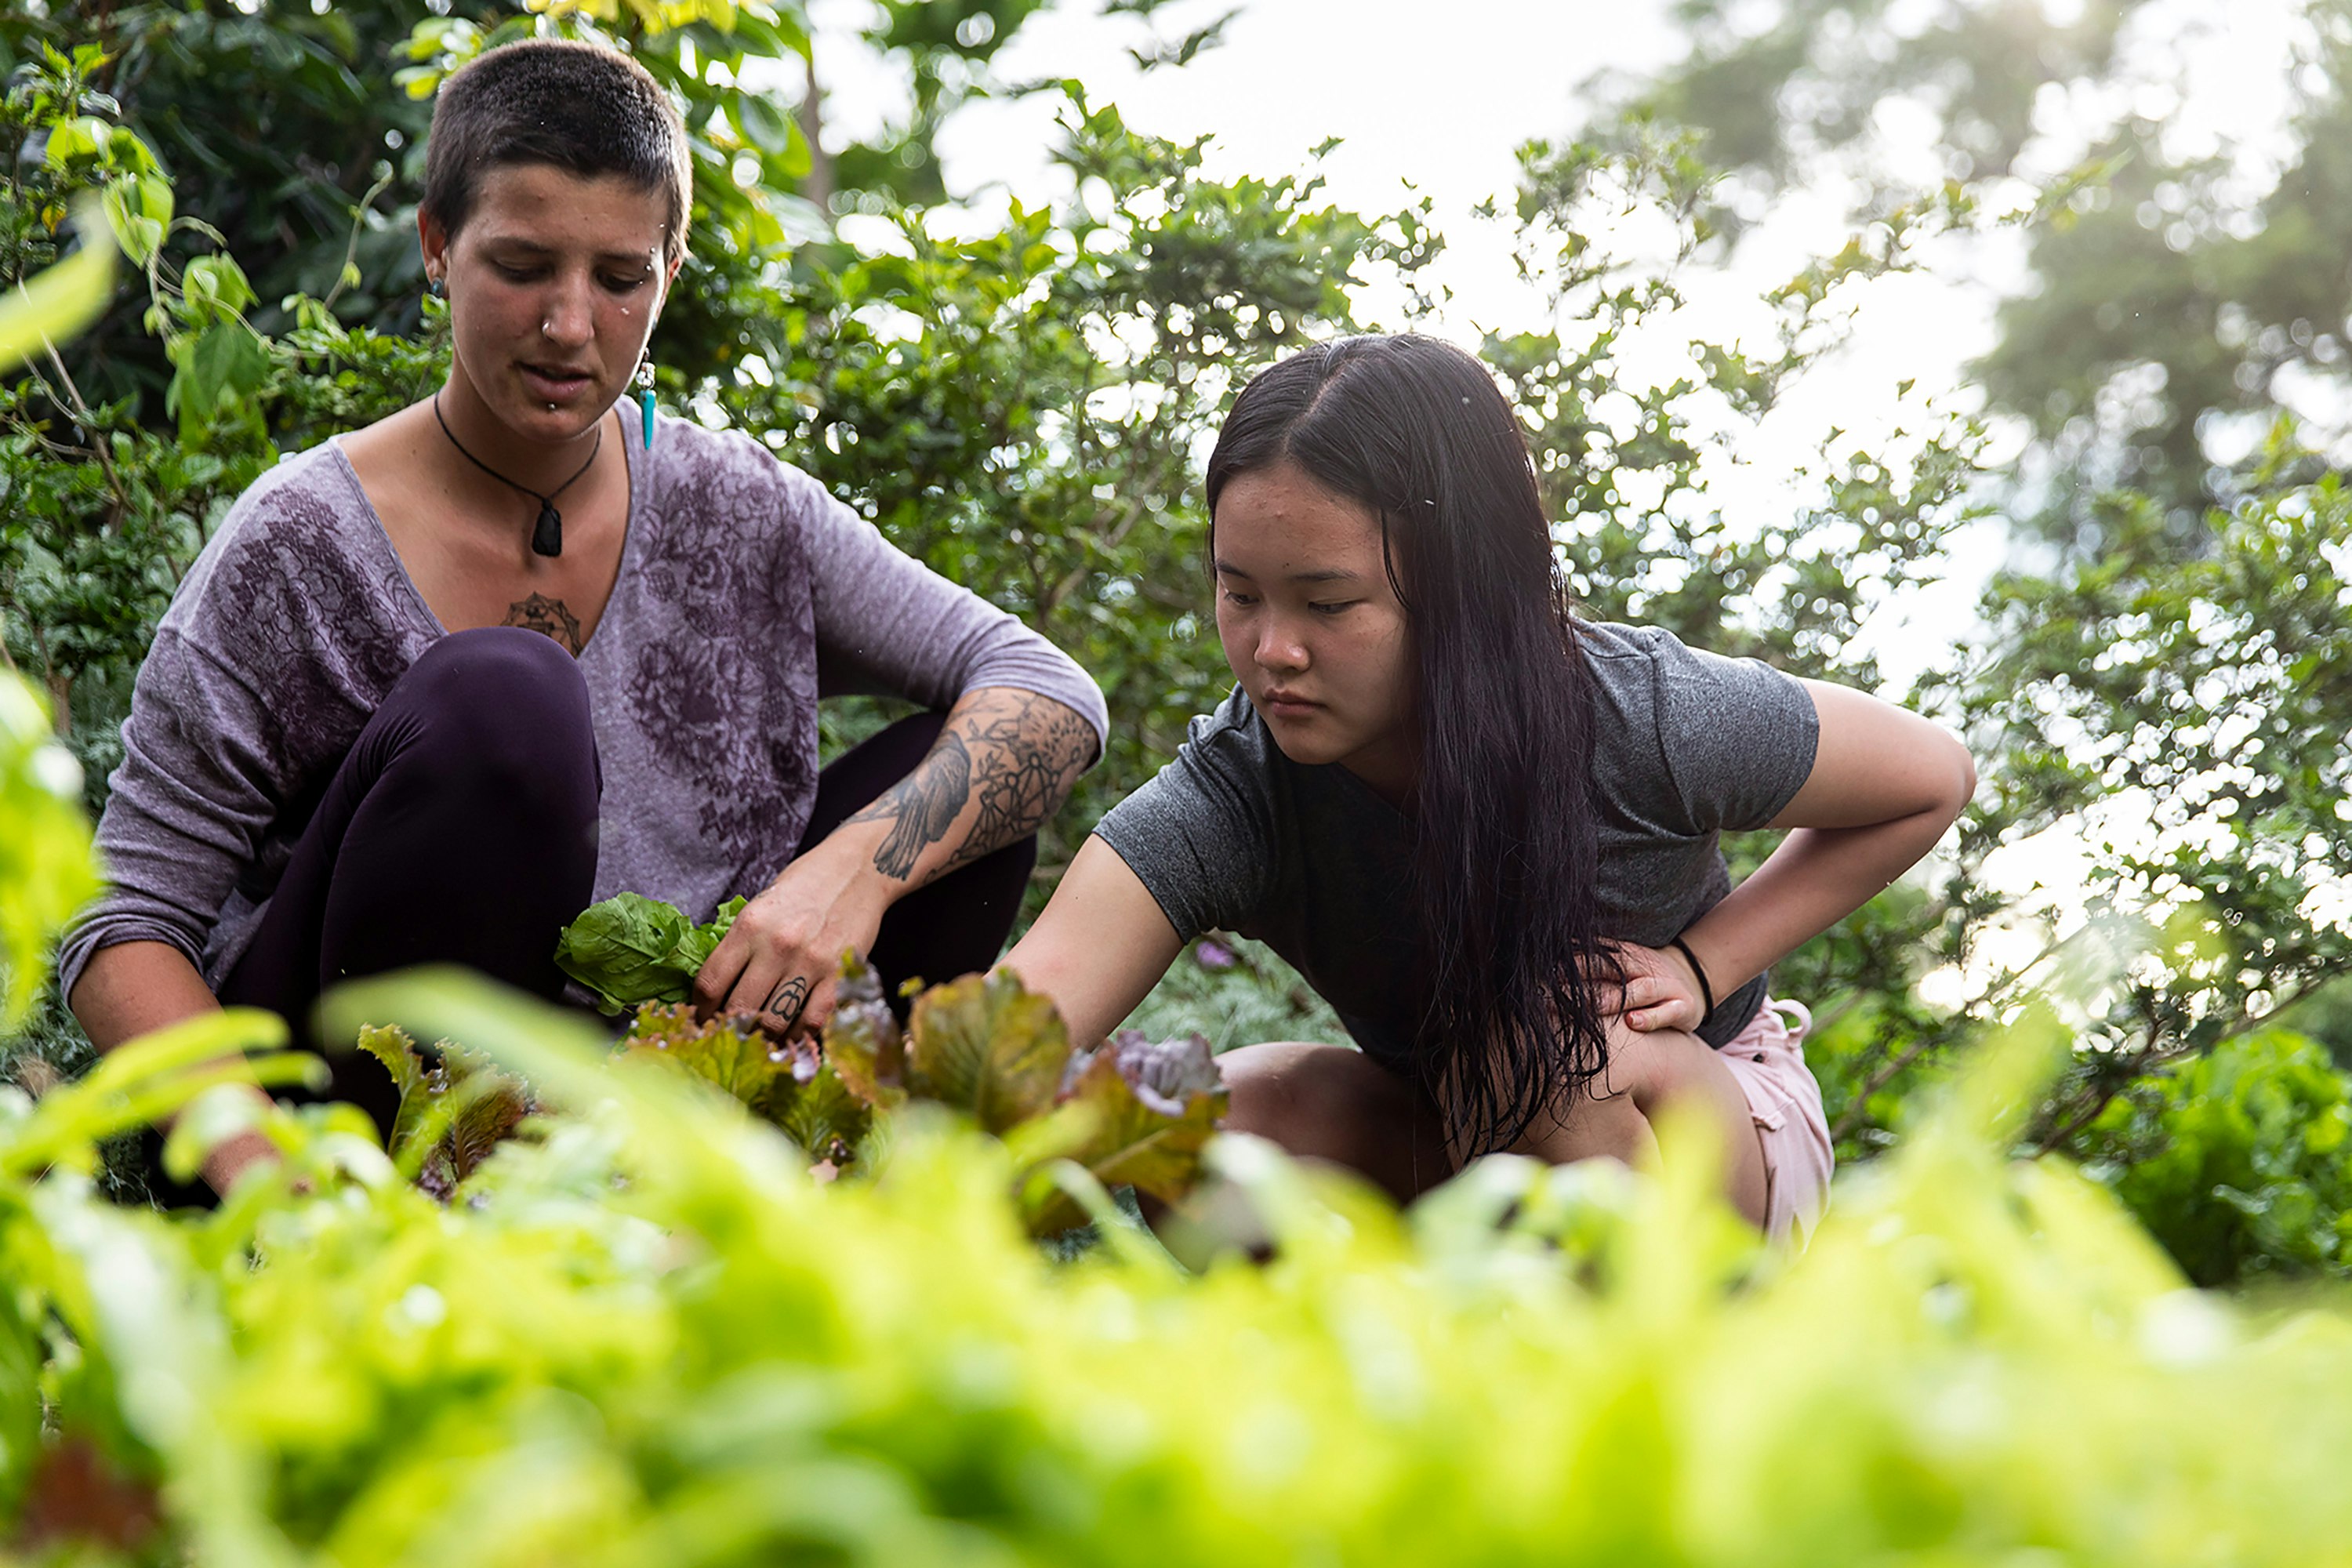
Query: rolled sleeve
xmin=57 ymin=630 xmax=285 ymax=1002
xmin=1649 ymin=636 xmax=1820 ymax=833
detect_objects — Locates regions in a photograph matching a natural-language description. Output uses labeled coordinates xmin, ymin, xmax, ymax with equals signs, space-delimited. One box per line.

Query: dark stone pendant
xmin=531 ymin=500 xmax=562 ymax=558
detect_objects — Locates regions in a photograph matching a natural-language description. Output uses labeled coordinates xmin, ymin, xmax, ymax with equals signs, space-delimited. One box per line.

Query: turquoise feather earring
xmin=635 ymin=350 xmax=656 ymax=449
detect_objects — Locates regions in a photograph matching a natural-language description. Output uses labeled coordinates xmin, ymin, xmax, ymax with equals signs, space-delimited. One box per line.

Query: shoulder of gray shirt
xmin=1577 ymin=619 xmax=1820 ymax=835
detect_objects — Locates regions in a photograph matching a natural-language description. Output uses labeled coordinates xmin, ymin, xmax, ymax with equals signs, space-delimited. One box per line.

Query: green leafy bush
xmin=0 ymin=675 xmax=93 ymax=1030
xmin=2080 ymin=1029 xmax=2352 ymax=1287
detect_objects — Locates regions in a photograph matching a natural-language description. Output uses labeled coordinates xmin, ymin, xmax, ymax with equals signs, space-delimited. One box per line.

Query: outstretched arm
xmin=1619 ymin=679 xmax=1976 ymax=1032
xmin=696 ymin=686 xmax=1098 ymax=1033
xmin=1000 ymin=834 xmax=1189 ymax=1047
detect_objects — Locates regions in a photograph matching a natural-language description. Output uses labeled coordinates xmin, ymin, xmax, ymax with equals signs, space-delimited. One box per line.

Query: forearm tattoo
xmin=850 ymin=731 xmax=972 ymax=879
xmin=503 ymin=593 xmax=584 ymax=655
xmin=844 ymin=692 xmax=1097 ymax=883
xmin=762 ymin=974 xmax=811 ymax=1027
xmin=941 ymin=693 xmax=1098 ymax=875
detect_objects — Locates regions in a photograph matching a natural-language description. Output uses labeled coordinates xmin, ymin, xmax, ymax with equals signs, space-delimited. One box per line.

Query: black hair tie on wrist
xmin=1668 ymin=935 xmax=1716 ymax=1020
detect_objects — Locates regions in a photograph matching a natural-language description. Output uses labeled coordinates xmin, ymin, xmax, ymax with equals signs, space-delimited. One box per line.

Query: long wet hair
xmin=1204 ymin=333 xmax=1615 ymax=1157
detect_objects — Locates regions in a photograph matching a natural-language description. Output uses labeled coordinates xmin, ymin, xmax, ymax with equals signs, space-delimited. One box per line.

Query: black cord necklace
xmin=431 ymin=391 xmax=602 ymax=557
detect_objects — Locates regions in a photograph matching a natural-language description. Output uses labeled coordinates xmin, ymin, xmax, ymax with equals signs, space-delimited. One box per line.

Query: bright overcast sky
xmin=817 ymin=0 xmax=1690 ymax=337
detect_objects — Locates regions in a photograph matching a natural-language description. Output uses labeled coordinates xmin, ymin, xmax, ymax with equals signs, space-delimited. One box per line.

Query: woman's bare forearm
xmin=1678 ymin=808 xmax=1962 ymax=999
xmin=1672 ymin=681 xmax=1975 ymax=1002
xmin=71 ymin=940 xmax=278 ymax=1192
xmin=69 ymin=939 xmax=223 ymax=1052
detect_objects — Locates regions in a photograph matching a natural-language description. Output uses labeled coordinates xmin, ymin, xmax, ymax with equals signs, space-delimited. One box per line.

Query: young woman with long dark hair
xmin=1005 ymin=333 xmax=1973 ymax=1240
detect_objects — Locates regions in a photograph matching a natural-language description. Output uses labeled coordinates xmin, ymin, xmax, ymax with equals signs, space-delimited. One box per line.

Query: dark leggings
xmin=148 ymin=626 xmax=1032 ymax=1200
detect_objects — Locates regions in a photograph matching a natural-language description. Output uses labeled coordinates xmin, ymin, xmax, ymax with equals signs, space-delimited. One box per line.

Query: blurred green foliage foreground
xmin=9 ymin=234 xmax=2352 ymax=1562
xmin=6 ymin=662 xmax=2352 ymax=1565
xmin=6 ymin=5 xmax=2352 ymax=1555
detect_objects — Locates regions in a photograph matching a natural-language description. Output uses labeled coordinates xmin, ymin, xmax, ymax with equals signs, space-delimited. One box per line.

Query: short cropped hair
xmin=422 ymin=38 xmax=692 ymax=266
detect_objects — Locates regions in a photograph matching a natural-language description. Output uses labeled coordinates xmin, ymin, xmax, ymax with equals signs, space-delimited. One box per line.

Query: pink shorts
xmin=1717 ymin=997 xmax=1834 ymax=1246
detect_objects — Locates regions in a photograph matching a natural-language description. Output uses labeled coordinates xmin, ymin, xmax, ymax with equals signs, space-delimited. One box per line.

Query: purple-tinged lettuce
xmin=622 ymin=1003 xmax=871 ymax=1169
xmin=905 ymin=969 xmax=1071 ymax=1134
xmin=355 ymin=1023 xmax=535 ymax=1200
xmin=1024 ymin=1031 xmax=1228 ymax=1232
xmin=821 ymin=957 xmax=906 ymax=1112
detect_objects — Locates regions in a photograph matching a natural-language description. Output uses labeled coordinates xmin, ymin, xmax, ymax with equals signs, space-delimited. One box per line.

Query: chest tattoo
xmin=503 ymin=592 xmax=584 ymax=655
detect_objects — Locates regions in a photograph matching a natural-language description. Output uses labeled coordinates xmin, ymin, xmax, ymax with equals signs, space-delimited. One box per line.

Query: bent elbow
xmin=1934 ymin=728 xmax=1977 ymax=824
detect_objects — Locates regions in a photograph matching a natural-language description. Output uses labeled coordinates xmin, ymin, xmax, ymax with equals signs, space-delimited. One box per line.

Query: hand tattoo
xmin=848 ymin=731 xmax=971 ymax=880
xmin=503 ymin=592 xmax=584 ymax=655
xmin=762 ymin=974 xmax=811 ymax=1027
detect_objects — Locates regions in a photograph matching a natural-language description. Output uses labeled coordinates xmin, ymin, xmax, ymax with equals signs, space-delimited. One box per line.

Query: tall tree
xmin=1603 ymin=0 xmax=2352 ymax=545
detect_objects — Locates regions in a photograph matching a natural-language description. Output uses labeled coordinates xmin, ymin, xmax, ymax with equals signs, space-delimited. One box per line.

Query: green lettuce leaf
xmin=619 ymin=1004 xmax=797 ymax=1116
xmin=771 ymin=1061 xmax=873 ymax=1174
xmin=354 ymin=1023 xmax=535 ymax=1199
xmin=356 ymin=1022 xmax=437 ymax=1156
xmin=677 ymin=895 xmax=748 ymax=973
xmin=417 ymin=1060 xmax=533 ymax=1203
xmin=554 ymin=893 xmax=746 ymax=1014
xmin=622 ymin=1001 xmax=872 ymax=1169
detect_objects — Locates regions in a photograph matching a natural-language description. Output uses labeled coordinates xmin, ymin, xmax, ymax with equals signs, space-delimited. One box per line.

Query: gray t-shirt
xmin=1092 ymin=622 xmax=1818 ymax=1066
xmin=58 ymin=412 xmax=1108 ymax=1002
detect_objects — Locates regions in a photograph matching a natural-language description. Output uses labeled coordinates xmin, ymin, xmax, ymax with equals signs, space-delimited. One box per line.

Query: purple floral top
xmin=57 ymin=412 xmax=1108 ymax=1001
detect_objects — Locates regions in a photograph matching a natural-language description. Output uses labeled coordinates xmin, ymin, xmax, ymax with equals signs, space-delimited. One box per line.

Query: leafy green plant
xmin=1 ymin=970 xmax=2332 ymax=1566
xmin=0 ymin=676 xmax=93 ymax=1031
xmin=354 ymin=1023 xmax=536 ymax=1201
xmin=2079 ymin=1028 xmax=2352 ymax=1288
xmin=619 ymin=1000 xmax=868 ymax=1173
xmin=553 ymin=892 xmax=746 ymax=1015
xmin=591 ymin=942 xmax=1229 ymax=1236
xmin=0 ymin=148 xmax=107 ymax=1029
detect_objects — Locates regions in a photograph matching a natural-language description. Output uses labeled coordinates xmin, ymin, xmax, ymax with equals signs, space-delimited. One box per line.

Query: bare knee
xmin=1514 ymin=1025 xmax=1769 ymax=1228
xmin=1219 ymin=1042 xmax=1450 ymax=1203
xmin=1221 ymin=1041 xmax=1379 ymax=1142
